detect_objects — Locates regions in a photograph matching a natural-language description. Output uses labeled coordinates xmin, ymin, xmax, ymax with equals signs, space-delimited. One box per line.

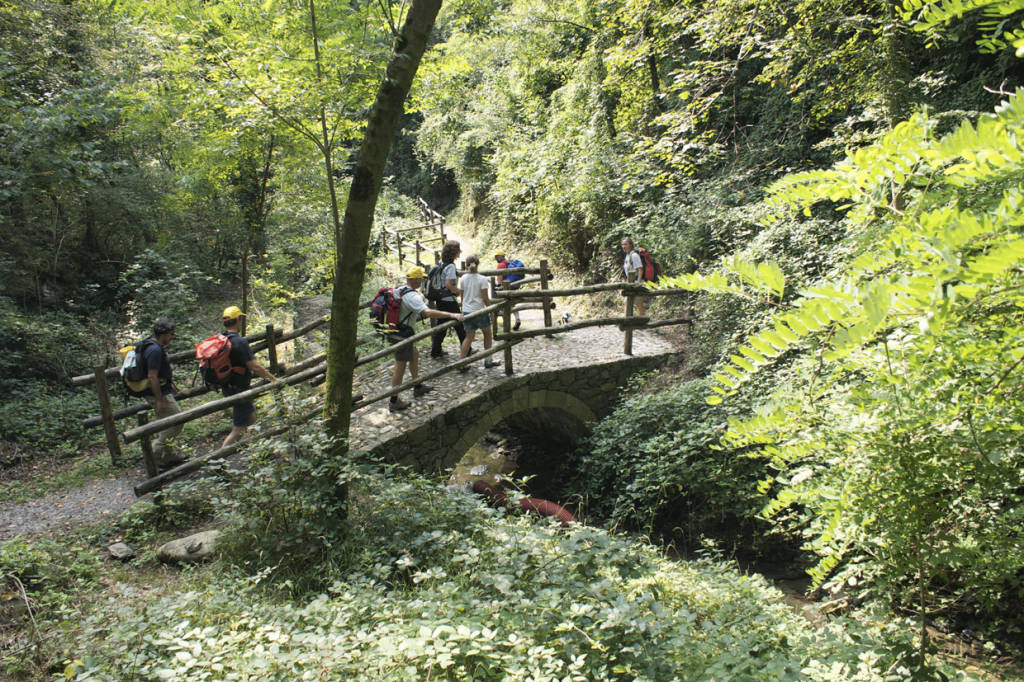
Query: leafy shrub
xmin=60 ymin=463 xmax=963 ymax=680
xmin=0 ymin=536 xmax=102 ymax=603
xmin=564 ymin=376 xmax=783 ymax=556
xmin=215 ymin=424 xmax=354 ymax=593
xmin=115 ymin=249 xmax=210 ymax=343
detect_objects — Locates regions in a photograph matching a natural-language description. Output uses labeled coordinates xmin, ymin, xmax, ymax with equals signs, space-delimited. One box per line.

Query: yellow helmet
xmin=494 ymin=250 xmax=505 ymax=258
xmin=222 ymin=305 xmax=246 ymax=321
xmin=406 ymin=265 xmax=428 ymax=279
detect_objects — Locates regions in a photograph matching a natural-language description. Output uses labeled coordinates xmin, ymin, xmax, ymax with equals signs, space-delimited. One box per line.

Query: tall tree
xmin=323 ymin=0 xmax=445 ymax=446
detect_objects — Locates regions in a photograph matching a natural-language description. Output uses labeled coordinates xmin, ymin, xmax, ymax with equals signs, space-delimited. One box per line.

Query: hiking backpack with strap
xmin=425 ymin=263 xmax=449 ymax=301
xmin=196 ymin=332 xmax=245 ymax=389
xmin=119 ymin=338 xmax=156 ymax=396
xmin=368 ymin=285 xmax=415 ymax=337
xmin=635 ymin=248 xmax=662 ymax=283
xmin=505 ymin=259 xmax=525 ymax=283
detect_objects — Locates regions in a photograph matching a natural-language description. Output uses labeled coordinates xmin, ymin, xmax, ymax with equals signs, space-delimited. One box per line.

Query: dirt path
xmin=0 ymin=470 xmax=147 ymax=540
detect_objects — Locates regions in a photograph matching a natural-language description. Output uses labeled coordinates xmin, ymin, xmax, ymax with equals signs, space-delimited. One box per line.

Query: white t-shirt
xmin=459 ymin=272 xmax=489 ymax=314
xmin=398 ymin=287 xmax=428 ymax=328
xmin=623 ymin=250 xmax=642 ymax=280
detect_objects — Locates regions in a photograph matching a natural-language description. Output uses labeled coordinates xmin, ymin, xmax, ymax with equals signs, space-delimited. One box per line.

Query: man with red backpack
xmin=621 ymin=237 xmax=661 ymax=316
xmin=386 ymin=266 xmax=464 ymax=412
xmin=218 ymin=306 xmax=276 ymax=448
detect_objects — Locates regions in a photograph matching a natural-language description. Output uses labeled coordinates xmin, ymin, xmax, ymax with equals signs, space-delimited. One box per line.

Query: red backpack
xmin=196 ymin=333 xmax=245 ymax=388
xmin=368 ymin=285 xmax=415 ymax=337
xmin=635 ymin=247 xmax=662 ymax=282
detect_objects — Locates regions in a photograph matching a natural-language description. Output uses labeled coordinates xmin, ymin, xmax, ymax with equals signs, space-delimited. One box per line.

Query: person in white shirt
xmin=458 ymin=254 xmax=499 ymax=370
xmin=389 ymin=265 xmax=464 ymax=412
xmin=621 ymin=236 xmax=649 ymax=316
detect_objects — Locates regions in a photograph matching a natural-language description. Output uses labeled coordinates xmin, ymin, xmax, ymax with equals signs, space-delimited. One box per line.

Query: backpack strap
xmin=396 ymin=286 xmax=417 ymax=328
xmin=222 ymin=331 xmax=248 ymax=374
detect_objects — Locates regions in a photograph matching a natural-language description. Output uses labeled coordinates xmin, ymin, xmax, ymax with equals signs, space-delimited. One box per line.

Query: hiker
xmin=621 ymin=236 xmax=651 ymax=317
xmin=219 ymin=306 xmax=276 ymax=448
xmin=458 ymin=254 xmax=499 ymax=371
xmin=141 ymin=318 xmax=184 ymax=468
xmin=494 ymin=250 xmax=521 ymax=330
xmin=428 ymin=240 xmax=466 ymax=358
xmin=390 ymin=266 xmax=464 ymax=412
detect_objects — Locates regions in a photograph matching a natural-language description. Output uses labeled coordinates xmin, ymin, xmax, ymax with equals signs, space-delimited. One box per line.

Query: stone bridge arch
xmin=361 ymin=353 xmax=671 ymax=475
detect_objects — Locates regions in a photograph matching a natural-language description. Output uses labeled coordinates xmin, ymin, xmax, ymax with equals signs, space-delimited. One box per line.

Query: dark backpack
xmin=425 ymin=263 xmax=449 ymax=301
xmin=120 ymin=338 xmax=156 ymax=396
xmin=505 ymin=259 xmax=525 ymax=284
xmin=196 ymin=332 xmax=244 ymax=388
xmin=368 ymin=286 xmax=415 ymax=337
xmin=635 ymin=248 xmax=662 ymax=283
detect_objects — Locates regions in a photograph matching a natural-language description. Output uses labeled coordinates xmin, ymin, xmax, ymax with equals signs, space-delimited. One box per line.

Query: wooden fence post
xmin=94 ymin=366 xmax=122 ymax=465
xmin=266 ymin=324 xmax=278 ymax=373
xmin=136 ymin=412 xmax=158 ymax=478
xmin=397 ymin=234 xmax=404 ymax=266
xmin=503 ymin=297 xmax=514 ymax=375
xmin=415 ymin=239 xmax=423 ymax=267
xmin=540 ymin=259 xmax=553 ymax=337
xmin=624 ymin=295 xmax=635 ymax=356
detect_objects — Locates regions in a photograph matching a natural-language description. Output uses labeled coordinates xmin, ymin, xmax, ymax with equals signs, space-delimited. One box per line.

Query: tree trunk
xmin=323 ymin=0 xmax=444 ymax=449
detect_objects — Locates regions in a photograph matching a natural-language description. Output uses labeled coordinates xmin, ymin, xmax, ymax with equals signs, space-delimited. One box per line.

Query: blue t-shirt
xmin=225 ymin=332 xmax=253 ymax=390
xmin=141 ymin=338 xmax=173 ymax=396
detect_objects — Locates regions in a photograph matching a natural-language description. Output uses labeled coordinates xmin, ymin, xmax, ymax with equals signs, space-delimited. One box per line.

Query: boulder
xmin=107 ymin=542 xmax=135 ymax=561
xmin=156 ymin=530 xmax=220 ymax=565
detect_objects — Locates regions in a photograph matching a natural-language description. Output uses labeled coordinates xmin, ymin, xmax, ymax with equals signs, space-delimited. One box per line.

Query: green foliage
xmin=0 ymin=536 xmax=102 ymax=606
xmin=565 ymin=377 xmax=777 ymax=553
xmin=60 ymin=459 xmax=952 ymax=680
xmin=114 ymin=249 xmax=210 ymax=342
xmin=216 ymin=423 xmax=354 ymax=594
xmin=674 ymin=90 xmax=1024 ymax=646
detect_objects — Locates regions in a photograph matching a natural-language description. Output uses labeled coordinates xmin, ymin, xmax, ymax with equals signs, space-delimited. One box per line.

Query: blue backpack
xmin=505 ymin=259 xmax=524 ymax=283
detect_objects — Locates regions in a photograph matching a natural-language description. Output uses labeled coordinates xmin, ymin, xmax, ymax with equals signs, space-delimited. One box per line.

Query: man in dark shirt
xmin=142 ymin=318 xmax=184 ymax=467
xmin=220 ymin=306 xmax=275 ymax=448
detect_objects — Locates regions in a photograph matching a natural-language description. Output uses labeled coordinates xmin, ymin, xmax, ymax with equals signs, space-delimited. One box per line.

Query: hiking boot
xmin=389 ymin=398 xmax=411 ymax=412
xmin=513 ymin=320 xmax=521 ymax=331
xmin=484 ymin=359 xmax=499 ymax=369
xmin=430 ymin=350 xmax=449 ymax=358
xmin=413 ymin=384 xmax=434 ymax=397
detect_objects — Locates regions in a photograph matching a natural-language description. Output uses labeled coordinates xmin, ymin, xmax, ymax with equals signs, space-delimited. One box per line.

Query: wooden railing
xmin=384 ymin=197 xmax=448 ymax=268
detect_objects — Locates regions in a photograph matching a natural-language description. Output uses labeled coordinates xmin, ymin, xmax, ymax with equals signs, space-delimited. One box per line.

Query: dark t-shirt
xmin=141 ymin=338 xmax=172 ymax=396
xmin=224 ymin=332 xmax=253 ymax=391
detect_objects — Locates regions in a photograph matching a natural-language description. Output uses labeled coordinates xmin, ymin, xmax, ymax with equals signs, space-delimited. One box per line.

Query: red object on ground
xmin=470 ymin=480 xmax=575 ymax=526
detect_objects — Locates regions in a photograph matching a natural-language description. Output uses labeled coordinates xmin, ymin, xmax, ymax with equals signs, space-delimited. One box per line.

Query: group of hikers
xmin=130 ymin=235 xmax=660 ymax=464
xmin=126 ymin=306 xmax=274 ymax=470
xmin=383 ymin=241 xmax=519 ymax=412
xmin=382 ymin=236 xmax=660 ymax=412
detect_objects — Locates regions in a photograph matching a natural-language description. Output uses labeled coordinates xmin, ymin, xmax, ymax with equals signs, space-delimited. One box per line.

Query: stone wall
xmin=368 ymin=352 xmax=671 ymax=474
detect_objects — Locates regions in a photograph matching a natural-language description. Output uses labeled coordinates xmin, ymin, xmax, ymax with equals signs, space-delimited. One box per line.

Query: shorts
xmin=463 ymin=312 xmax=492 ymax=333
xmin=390 ymin=335 xmax=415 ymax=362
xmin=223 ymin=385 xmax=256 ymax=426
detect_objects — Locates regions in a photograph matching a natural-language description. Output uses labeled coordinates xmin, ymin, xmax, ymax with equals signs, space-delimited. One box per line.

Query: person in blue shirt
xmin=219 ymin=306 xmax=276 ymax=447
xmin=141 ymin=318 xmax=184 ymax=468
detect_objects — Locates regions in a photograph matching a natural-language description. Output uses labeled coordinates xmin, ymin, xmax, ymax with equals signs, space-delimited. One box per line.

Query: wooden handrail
xmin=121 ymin=364 xmax=325 ymax=443
xmin=494 ymin=282 xmax=643 ymax=298
xmin=495 ymin=316 xmax=649 ymax=340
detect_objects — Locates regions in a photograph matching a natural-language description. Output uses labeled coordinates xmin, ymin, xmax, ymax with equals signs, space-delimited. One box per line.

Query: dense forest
xmin=2 ymin=0 xmax=1023 ymax=678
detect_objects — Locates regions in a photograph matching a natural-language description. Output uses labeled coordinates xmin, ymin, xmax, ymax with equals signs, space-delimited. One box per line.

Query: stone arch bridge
xmin=348 ymin=326 xmax=677 ymax=475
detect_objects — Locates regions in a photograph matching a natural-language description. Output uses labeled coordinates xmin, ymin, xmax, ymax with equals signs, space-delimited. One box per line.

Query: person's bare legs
xmin=222 ymin=411 xmax=257 ymax=449
xmin=460 ymin=330 xmax=477 ymax=358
